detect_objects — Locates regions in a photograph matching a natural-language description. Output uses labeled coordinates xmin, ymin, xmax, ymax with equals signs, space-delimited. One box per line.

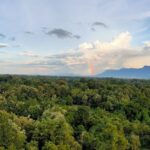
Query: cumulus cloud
xmin=34 ymin=31 xmax=149 ymax=75
xmin=79 ymin=43 xmax=93 ymax=50
xmin=2 ymin=32 xmax=150 ymax=75
xmin=47 ymin=28 xmax=80 ymax=39
xmin=144 ymin=41 xmax=150 ymax=47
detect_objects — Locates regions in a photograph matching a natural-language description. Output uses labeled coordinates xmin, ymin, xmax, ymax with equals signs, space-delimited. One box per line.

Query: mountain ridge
xmin=96 ymin=66 xmax=150 ymax=79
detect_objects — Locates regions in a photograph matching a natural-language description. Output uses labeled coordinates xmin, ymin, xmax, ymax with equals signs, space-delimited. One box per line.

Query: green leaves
xmin=0 ymin=76 xmax=150 ymax=149
xmin=0 ymin=110 xmax=26 ymax=149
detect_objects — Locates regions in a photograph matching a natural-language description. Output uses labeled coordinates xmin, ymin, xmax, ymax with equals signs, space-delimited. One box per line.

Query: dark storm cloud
xmin=47 ymin=28 xmax=80 ymax=39
xmin=47 ymin=28 xmax=72 ymax=38
xmin=92 ymin=22 xmax=108 ymax=28
xmin=91 ymin=22 xmax=108 ymax=31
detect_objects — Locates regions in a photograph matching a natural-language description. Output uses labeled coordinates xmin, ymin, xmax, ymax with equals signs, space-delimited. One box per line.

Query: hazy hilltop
xmin=97 ymin=66 xmax=150 ymax=79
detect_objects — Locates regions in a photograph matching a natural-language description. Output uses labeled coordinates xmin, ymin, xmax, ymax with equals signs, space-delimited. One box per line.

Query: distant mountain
xmin=96 ymin=66 xmax=150 ymax=79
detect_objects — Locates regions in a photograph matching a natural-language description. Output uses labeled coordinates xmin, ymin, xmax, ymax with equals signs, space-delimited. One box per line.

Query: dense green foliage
xmin=0 ymin=75 xmax=150 ymax=150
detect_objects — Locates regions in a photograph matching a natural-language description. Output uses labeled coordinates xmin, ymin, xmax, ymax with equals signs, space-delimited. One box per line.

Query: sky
xmin=0 ymin=0 xmax=150 ymax=75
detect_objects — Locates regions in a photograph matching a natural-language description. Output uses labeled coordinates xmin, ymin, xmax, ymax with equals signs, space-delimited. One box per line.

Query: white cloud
xmin=1 ymin=32 xmax=150 ymax=75
xmin=144 ymin=41 xmax=150 ymax=47
xmin=79 ymin=43 xmax=93 ymax=50
xmin=96 ymin=32 xmax=131 ymax=50
xmin=72 ymin=32 xmax=134 ymax=74
xmin=19 ymin=50 xmax=39 ymax=58
xmin=0 ymin=43 xmax=8 ymax=48
xmin=65 ymin=31 xmax=149 ymax=75
xmin=27 ymin=32 xmax=149 ymax=75
xmin=124 ymin=55 xmax=150 ymax=68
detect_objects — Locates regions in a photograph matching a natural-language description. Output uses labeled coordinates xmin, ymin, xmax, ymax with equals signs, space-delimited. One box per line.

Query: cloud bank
xmin=1 ymin=32 xmax=150 ymax=75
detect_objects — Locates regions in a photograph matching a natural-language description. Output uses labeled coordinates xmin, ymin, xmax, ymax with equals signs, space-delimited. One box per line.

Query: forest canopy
xmin=0 ymin=75 xmax=150 ymax=150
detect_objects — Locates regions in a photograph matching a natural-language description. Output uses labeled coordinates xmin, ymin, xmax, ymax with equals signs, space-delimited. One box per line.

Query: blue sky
xmin=0 ymin=0 xmax=150 ymax=75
